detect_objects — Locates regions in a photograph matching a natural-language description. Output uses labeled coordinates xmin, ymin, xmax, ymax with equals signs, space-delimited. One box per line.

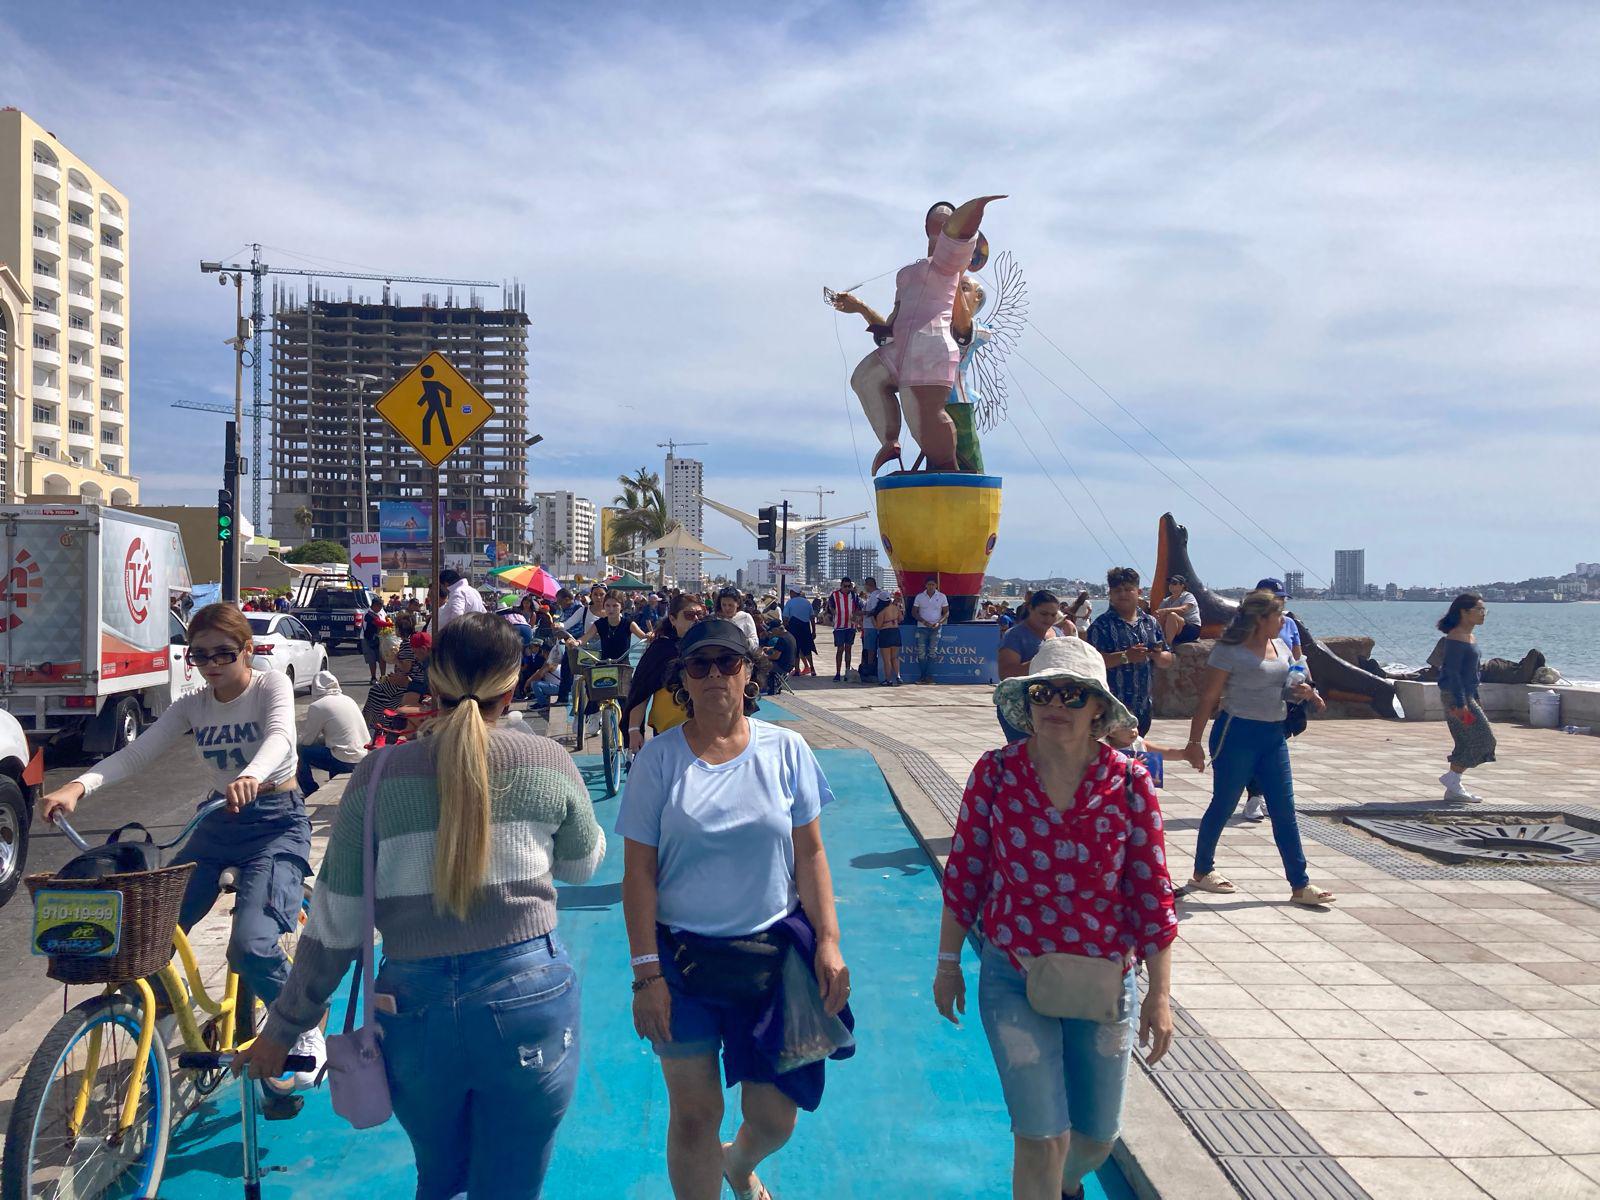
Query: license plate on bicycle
xmin=31 ymin=889 xmax=123 ymax=958
xmin=590 ymin=667 xmax=620 ymax=691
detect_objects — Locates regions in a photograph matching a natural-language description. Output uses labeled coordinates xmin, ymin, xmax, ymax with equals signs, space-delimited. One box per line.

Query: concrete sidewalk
xmin=787 ymin=676 xmax=1600 ymax=1200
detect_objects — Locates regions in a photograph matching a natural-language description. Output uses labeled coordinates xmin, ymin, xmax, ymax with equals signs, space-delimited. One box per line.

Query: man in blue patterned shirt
xmin=1086 ymin=566 xmax=1173 ymax=734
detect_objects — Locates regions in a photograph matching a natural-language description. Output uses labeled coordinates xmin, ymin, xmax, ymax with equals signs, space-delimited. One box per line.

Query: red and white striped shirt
xmin=830 ymin=589 xmax=858 ymax=629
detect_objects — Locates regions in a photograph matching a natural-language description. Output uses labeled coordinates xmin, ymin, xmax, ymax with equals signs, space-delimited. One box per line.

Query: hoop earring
xmin=673 ymin=688 xmax=692 ymax=709
xmin=743 ymin=682 xmax=761 ymax=700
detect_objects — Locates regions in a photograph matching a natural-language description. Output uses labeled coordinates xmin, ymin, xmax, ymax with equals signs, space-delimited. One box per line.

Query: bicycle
xmin=2 ymin=798 xmax=311 ymax=1200
xmin=571 ymin=651 xmax=632 ymax=797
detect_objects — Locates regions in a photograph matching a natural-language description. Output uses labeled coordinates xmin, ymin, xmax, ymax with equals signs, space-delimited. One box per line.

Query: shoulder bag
xmin=1021 ymin=766 xmax=1135 ymax=1024
xmin=320 ymin=745 xmax=398 ymax=1129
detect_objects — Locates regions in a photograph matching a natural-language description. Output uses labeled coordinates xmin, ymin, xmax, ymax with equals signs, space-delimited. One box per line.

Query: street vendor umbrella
xmin=642 ymin=527 xmax=727 ymax=558
xmin=604 ymin=571 xmax=653 ymax=592
xmin=488 ymin=563 xmax=560 ymax=598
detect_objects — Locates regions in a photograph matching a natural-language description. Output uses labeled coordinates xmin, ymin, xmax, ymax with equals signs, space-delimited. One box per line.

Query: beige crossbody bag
xmin=1020 ymin=765 xmax=1135 ymax=1023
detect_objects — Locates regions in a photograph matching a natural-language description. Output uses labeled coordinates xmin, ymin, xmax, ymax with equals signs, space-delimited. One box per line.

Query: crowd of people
xmin=30 ymin=562 xmax=1505 ymax=1199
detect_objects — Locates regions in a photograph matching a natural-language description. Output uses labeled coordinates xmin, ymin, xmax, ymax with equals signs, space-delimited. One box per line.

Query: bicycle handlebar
xmin=51 ymin=795 xmax=231 ymax=855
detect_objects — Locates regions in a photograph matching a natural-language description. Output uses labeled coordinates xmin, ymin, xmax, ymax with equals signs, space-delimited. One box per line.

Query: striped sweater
xmin=264 ymin=728 xmax=604 ymax=1044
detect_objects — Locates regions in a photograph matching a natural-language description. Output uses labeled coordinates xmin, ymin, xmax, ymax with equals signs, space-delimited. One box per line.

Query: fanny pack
xmin=664 ymin=925 xmax=785 ymax=1002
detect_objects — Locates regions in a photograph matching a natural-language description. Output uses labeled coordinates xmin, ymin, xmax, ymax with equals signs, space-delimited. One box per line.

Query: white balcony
xmin=99 ymin=428 xmax=121 ymax=447
xmin=67 ymin=323 xmax=93 ymax=346
xmin=67 ymin=256 xmax=94 ymax=281
xmin=68 ymin=428 xmax=96 ymax=451
xmin=34 ymin=346 xmax=61 ymax=368
xmin=68 ymin=391 xmax=95 ymax=417
xmin=33 ymin=308 xmax=60 ymax=331
xmin=67 ymin=182 xmax=93 ymax=207
xmin=99 ymin=275 xmax=124 ymax=298
xmin=67 ymin=289 xmax=93 ymax=314
xmin=100 ymin=339 xmax=124 ymax=361
xmin=33 ymin=160 xmax=60 ymax=184
xmin=68 ymin=358 xmax=93 ymax=381
xmin=33 ymin=195 xmax=61 ymax=221
xmin=99 ymin=241 xmax=124 ymax=265
xmin=99 ymin=305 xmax=124 ymax=328
xmin=67 ymin=221 xmax=94 ymax=248
xmin=33 ymin=421 xmax=62 ymax=441
xmin=33 ymin=382 xmax=61 ymax=404
xmin=32 ymin=234 xmax=60 ymax=258
xmin=99 ymin=207 xmax=124 ymax=233
xmin=32 ymin=267 xmax=59 ymax=293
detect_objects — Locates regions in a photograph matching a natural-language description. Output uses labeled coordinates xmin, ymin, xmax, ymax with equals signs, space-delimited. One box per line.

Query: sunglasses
xmin=187 ymin=647 xmax=242 ymax=667
xmin=683 ymin=652 xmax=747 ymax=679
xmin=677 ymin=609 xmax=707 ymax=622
xmin=1026 ymin=681 xmax=1093 ymax=709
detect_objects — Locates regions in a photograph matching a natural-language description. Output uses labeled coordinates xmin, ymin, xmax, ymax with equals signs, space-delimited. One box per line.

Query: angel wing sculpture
xmin=965 ymin=250 xmax=1029 ymax=432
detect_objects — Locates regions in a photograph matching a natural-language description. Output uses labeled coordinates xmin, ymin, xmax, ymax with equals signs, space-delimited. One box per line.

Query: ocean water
xmin=1279 ymin=600 xmax=1600 ymax=684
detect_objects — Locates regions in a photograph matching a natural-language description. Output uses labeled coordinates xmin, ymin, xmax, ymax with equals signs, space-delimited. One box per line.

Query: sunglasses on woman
xmin=683 ymin=652 xmax=746 ymax=679
xmin=187 ymin=646 xmax=242 ymax=667
xmin=678 ymin=609 xmax=707 ymax=623
xmin=1026 ymin=681 xmax=1092 ymax=708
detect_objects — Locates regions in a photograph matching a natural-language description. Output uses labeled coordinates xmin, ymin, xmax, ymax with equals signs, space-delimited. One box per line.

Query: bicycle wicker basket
xmin=580 ymin=660 xmax=633 ymax=696
xmin=25 ymin=862 xmax=195 ymax=985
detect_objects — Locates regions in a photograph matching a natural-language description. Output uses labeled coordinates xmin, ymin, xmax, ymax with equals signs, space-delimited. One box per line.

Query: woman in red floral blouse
xmin=935 ymin=638 xmax=1178 ymax=1200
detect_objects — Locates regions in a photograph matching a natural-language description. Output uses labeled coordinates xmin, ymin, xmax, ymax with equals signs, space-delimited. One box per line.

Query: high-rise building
xmin=1284 ymin=570 xmax=1305 ymax=598
xmin=664 ymin=453 xmax=704 ymax=587
xmin=531 ymin=490 xmax=595 ymax=574
xmin=831 ymin=543 xmax=880 ymax=585
xmin=268 ymin=285 xmax=531 ymax=553
xmin=0 ymin=108 xmax=137 ymax=504
xmin=1334 ymin=549 xmax=1365 ymax=598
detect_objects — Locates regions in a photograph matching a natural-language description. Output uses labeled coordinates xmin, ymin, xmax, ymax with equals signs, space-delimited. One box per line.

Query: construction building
xmin=0 ymin=108 xmax=137 ymax=504
xmin=830 ymin=543 xmax=881 ymax=587
xmin=269 ymin=284 xmax=532 ymax=555
xmin=664 ymin=453 xmax=704 ymax=588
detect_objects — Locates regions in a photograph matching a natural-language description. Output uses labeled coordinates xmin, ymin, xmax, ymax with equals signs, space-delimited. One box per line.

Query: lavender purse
xmin=321 ymin=745 xmax=397 ymax=1129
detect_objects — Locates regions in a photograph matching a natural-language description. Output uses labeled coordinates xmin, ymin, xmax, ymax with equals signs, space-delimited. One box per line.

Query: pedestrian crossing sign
xmin=373 ymin=351 xmax=496 ymax=467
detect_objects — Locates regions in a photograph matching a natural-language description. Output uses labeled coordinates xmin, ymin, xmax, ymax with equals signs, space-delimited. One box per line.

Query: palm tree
xmin=610 ymin=477 xmax=679 ymax=588
xmin=551 ymin=538 xmax=569 ymax=577
xmin=293 ymin=506 xmax=314 ymax=543
xmin=612 ymin=467 xmax=661 ymax=572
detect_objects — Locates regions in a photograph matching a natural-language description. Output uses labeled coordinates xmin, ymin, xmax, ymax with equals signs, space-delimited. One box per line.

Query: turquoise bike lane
xmin=154 ymin=739 xmax=1136 ymax=1199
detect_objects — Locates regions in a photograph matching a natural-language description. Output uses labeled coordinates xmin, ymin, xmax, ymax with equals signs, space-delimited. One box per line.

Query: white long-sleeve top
xmin=436 ymin=578 xmax=487 ymax=632
xmin=77 ymin=670 xmax=298 ymax=796
xmin=298 ymin=694 xmax=370 ymax=765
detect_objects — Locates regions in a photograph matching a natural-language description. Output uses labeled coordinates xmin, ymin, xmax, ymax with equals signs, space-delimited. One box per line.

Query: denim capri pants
xmin=977 ymin=941 xmax=1137 ymax=1142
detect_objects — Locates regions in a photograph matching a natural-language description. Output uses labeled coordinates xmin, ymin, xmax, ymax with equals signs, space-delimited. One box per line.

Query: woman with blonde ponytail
xmin=241 ymin=613 xmax=604 ymax=1199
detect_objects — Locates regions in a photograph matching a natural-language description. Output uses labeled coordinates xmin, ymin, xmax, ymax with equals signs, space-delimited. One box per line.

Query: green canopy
xmin=605 ymin=571 xmax=653 ymax=591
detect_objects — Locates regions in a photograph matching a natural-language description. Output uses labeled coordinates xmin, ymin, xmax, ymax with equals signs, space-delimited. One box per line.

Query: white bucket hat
xmin=992 ymin=636 xmax=1134 ymax=736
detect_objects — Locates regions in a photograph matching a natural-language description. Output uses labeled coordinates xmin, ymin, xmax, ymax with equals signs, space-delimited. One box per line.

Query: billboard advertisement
xmin=444 ymin=508 xmax=489 ymax=540
xmin=380 ymin=500 xmax=430 ymax=571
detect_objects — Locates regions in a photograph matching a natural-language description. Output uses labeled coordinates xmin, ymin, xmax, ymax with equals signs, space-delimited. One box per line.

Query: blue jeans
xmin=1194 ymin=713 xmax=1309 ymax=889
xmin=526 ymin=678 xmax=560 ymax=707
xmin=915 ymin=624 xmax=941 ymax=681
xmin=295 ymin=744 xmax=358 ymax=796
xmin=375 ymin=935 xmax=581 ymax=1200
xmin=977 ymin=943 xmax=1137 ymax=1141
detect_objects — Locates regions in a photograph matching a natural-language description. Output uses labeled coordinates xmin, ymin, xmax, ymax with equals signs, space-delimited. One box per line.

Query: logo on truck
xmin=0 ymin=549 xmax=42 ymax=632
xmin=124 ymin=538 xmax=152 ymax=624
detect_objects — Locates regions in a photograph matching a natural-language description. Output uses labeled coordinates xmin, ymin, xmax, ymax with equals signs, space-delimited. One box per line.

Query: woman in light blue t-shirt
xmin=618 ymin=618 xmax=851 ymax=1200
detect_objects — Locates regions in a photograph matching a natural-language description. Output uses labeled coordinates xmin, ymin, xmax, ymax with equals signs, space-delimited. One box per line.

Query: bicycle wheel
xmin=2 ymin=995 xmax=171 ymax=1200
xmin=570 ymin=677 xmax=587 ymax=753
xmin=601 ymin=704 xmax=622 ymax=797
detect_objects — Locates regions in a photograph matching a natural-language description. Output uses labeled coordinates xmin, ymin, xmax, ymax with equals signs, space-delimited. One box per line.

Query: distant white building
xmin=532 ymin=490 xmax=595 ymax=575
xmin=665 ymin=454 xmax=704 ymax=587
xmin=745 ymin=557 xmax=775 ymax=588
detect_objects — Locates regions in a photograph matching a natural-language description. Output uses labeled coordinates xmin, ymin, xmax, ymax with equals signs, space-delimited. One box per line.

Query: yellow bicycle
xmin=2 ymin=798 xmax=312 ymax=1200
xmin=570 ymin=651 xmax=632 ymax=797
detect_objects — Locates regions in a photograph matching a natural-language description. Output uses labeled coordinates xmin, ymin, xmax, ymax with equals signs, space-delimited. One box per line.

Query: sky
xmin=3 ymin=1 xmax=1597 ymax=589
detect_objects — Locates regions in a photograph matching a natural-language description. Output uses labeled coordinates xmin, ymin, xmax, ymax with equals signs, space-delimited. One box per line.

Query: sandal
xmin=1188 ymin=872 xmax=1237 ymax=894
xmin=1291 ymin=884 xmax=1337 ymax=907
xmin=723 ymin=1142 xmax=771 ymax=1200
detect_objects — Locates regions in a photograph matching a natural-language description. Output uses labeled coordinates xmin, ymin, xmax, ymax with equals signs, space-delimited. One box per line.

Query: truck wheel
xmin=111 ymin=697 xmax=143 ymax=752
xmin=0 ymin=776 xmax=29 ymax=908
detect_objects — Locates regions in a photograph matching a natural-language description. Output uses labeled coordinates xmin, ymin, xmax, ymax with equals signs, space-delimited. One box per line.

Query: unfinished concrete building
xmin=269 ymin=283 xmax=532 ymax=558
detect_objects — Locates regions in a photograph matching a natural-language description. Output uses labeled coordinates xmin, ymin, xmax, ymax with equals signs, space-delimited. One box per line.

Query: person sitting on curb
xmin=296 ymin=671 xmax=368 ymax=796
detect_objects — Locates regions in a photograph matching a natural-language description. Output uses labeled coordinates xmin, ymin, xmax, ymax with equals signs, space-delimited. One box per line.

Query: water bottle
xmin=1286 ymin=662 xmax=1309 ymax=697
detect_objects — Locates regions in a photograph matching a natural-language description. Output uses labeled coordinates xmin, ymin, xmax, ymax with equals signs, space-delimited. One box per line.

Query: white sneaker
xmin=1439 ymin=772 xmax=1474 ymax=801
xmin=1242 ymin=795 xmax=1267 ymax=822
xmin=288 ymin=1025 xmax=325 ymax=1090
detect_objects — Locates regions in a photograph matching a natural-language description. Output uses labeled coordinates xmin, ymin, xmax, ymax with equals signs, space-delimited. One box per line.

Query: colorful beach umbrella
xmin=488 ymin=563 xmax=560 ymax=598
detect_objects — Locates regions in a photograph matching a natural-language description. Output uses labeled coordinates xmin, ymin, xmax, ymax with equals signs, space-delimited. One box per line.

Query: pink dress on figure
xmin=878 ymin=230 xmax=979 ymax=389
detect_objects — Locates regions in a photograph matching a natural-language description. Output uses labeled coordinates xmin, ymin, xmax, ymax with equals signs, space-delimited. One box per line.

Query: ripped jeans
xmin=977 ymin=942 xmax=1137 ymax=1142
xmin=375 ymin=934 xmax=580 ymax=1199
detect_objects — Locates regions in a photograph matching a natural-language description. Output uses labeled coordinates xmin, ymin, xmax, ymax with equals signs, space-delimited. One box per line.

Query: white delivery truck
xmin=0 ymin=503 xmax=204 ymax=762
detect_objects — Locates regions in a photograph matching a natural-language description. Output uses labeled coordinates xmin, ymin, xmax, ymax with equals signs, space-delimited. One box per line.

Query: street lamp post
xmin=343 ymin=374 xmax=382 ymax=536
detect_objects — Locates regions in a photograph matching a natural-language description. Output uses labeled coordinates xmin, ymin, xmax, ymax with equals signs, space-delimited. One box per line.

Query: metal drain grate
xmin=1345 ymin=815 xmax=1600 ymax=865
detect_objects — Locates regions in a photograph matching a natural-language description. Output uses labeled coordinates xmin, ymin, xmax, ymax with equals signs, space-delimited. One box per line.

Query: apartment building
xmin=665 ymin=453 xmax=703 ymax=587
xmin=531 ymin=490 xmax=595 ymax=575
xmin=0 ymin=108 xmax=136 ymax=503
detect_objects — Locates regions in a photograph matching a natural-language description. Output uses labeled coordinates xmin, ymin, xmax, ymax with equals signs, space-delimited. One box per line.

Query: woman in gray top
xmin=1184 ymin=591 xmax=1336 ymax=907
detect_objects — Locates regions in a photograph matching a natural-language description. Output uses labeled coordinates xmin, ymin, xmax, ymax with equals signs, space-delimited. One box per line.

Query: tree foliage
xmin=284 ymin=539 xmax=347 ymax=565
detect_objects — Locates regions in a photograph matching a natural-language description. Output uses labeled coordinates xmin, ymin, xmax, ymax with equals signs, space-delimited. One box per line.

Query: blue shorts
xmin=650 ymin=930 xmax=785 ymax=1089
xmin=832 ymin=627 xmax=857 ymax=647
xmin=977 ymin=942 xmax=1137 ymax=1142
xmin=1171 ymin=624 xmax=1201 ymax=646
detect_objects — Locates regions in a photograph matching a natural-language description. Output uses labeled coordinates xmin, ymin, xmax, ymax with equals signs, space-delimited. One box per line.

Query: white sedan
xmin=246 ymin=614 xmax=328 ymax=694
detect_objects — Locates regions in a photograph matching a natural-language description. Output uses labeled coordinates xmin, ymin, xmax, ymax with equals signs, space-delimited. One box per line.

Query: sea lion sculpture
xmin=1152 ymin=513 xmax=1405 ymax=720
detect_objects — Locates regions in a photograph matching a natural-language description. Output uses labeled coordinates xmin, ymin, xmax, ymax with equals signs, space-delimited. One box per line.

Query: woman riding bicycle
xmin=39 ymin=602 xmax=324 ymax=1084
xmin=569 ymin=595 xmax=648 ymax=733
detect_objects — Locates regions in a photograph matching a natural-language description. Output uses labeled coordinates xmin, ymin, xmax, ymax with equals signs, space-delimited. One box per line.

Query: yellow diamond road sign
xmin=374 ymin=351 xmax=495 ymax=468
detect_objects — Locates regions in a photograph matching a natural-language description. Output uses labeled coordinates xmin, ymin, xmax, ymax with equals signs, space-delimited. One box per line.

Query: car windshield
xmin=306 ymin=590 xmax=366 ymax=609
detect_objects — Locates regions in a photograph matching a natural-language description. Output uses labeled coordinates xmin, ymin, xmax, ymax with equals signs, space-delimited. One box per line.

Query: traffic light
xmin=217 ymin=489 xmax=235 ymax=542
xmin=756 ymin=505 xmax=778 ymax=552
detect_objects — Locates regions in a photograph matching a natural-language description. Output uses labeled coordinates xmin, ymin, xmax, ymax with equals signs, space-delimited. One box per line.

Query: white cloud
xmin=4 ymin=1 xmax=1597 ymax=584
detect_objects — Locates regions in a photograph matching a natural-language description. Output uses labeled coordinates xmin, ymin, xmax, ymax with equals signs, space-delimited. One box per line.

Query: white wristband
xmin=937 ymin=951 xmax=960 ymax=963
xmin=630 ymin=954 xmax=660 ymax=968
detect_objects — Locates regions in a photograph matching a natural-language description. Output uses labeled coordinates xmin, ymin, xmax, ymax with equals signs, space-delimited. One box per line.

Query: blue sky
xmin=4 ymin=1 xmax=1597 ymax=587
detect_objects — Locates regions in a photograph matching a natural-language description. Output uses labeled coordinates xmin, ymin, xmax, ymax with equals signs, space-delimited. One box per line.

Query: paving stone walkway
xmin=790 ymin=673 xmax=1600 ymax=1200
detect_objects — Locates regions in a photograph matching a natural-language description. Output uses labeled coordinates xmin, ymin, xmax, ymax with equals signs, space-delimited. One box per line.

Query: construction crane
xmin=196 ymin=245 xmax=499 ymax=529
xmin=656 ymin=439 xmax=707 ymax=458
xmin=783 ymin=485 xmax=836 ymax=519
